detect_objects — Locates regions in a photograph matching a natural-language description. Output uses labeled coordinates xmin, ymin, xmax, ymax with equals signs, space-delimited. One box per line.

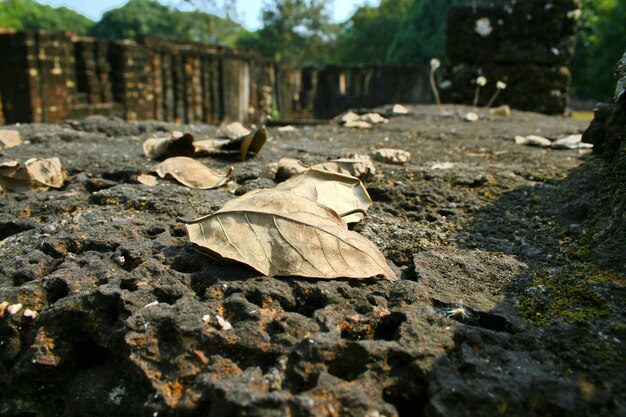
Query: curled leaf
xmin=273 ymin=157 xmax=309 ymax=182
xmin=369 ymin=149 xmax=411 ymax=165
xmin=311 ymin=155 xmax=376 ymax=181
xmin=239 ymin=126 xmax=268 ymax=161
xmin=184 ymin=189 xmax=396 ymax=281
xmin=137 ymin=173 xmax=159 ymax=187
xmin=221 ymin=122 xmax=251 ymax=140
xmin=143 ymin=132 xmax=196 ymax=159
xmin=0 ymin=158 xmax=67 ymax=192
xmin=150 ymin=157 xmax=231 ymax=189
xmin=275 ymin=169 xmax=372 ymax=224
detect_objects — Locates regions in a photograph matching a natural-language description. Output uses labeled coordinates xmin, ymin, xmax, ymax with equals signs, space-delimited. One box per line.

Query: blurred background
xmin=0 ymin=0 xmax=623 ymax=105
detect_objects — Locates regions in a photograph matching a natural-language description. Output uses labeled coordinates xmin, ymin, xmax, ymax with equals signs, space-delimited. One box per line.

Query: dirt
xmin=0 ymin=105 xmax=624 ymax=417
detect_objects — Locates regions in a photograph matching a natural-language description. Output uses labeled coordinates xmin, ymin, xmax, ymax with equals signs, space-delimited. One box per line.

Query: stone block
xmin=440 ymin=63 xmax=571 ymax=114
xmin=447 ymin=0 xmax=580 ymax=66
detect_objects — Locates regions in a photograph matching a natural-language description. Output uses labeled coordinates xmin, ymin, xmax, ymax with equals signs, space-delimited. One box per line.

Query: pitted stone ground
xmin=1 ymin=106 xmax=624 ymax=417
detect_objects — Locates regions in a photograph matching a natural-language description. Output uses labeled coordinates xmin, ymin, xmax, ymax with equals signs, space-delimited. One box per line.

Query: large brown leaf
xmin=184 ymin=189 xmax=396 ymax=281
xmin=275 ymin=169 xmax=372 ymax=224
xmin=0 ymin=158 xmax=67 ymax=192
xmin=150 ymin=157 xmax=231 ymax=189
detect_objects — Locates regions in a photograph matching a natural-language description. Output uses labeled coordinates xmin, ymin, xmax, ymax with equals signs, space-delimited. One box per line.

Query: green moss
xmin=517 ymin=265 xmax=620 ymax=326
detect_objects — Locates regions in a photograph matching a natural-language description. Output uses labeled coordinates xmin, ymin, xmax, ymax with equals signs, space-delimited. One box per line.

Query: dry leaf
xmin=551 ymin=134 xmax=592 ymax=150
xmin=184 ymin=189 xmax=396 ymax=281
xmin=359 ymin=113 xmax=388 ymax=125
xmin=143 ymin=133 xmax=195 ymax=159
xmin=0 ymin=158 xmax=67 ymax=192
xmin=339 ymin=111 xmax=360 ymax=124
xmin=239 ymin=125 xmax=268 ymax=161
xmin=137 ymin=173 xmax=159 ymax=186
xmin=464 ymin=112 xmax=479 ymax=122
xmin=275 ymin=169 xmax=372 ymax=224
xmin=344 ymin=120 xmax=372 ymax=129
xmin=222 ymin=122 xmax=251 ymax=139
xmin=0 ymin=130 xmax=22 ymax=150
xmin=489 ymin=105 xmax=511 ymax=117
xmin=273 ymin=157 xmax=308 ymax=181
xmin=514 ymin=135 xmax=551 ymax=147
xmin=150 ymin=157 xmax=231 ymax=189
xmin=370 ymin=149 xmax=411 ymax=165
xmin=311 ymin=155 xmax=376 ymax=181
xmin=390 ymin=104 xmax=409 ymax=115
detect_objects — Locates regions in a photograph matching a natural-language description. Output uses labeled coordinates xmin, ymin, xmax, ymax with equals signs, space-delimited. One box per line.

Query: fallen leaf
xmin=0 ymin=130 xmax=22 ymax=150
xmin=311 ymin=155 xmax=376 ymax=181
xmin=359 ymin=113 xmax=388 ymax=125
xmin=222 ymin=122 xmax=251 ymax=139
xmin=339 ymin=111 xmax=360 ymax=124
xmin=184 ymin=189 xmax=396 ymax=281
xmin=273 ymin=157 xmax=308 ymax=182
xmin=344 ymin=120 xmax=372 ymax=129
xmin=275 ymin=169 xmax=372 ymax=224
xmin=150 ymin=157 xmax=231 ymax=189
xmin=464 ymin=112 xmax=479 ymax=122
xmin=431 ymin=162 xmax=455 ymax=170
xmin=390 ymin=104 xmax=409 ymax=115
xmin=0 ymin=158 xmax=67 ymax=192
xmin=239 ymin=125 xmax=268 ymax=161
xmin=143 ymin=132 xmax=195 ymax=159
xmin=137 ymin=173 xmax=159 ymax=187
xmin=551 ymin=134 xmax=593 ymax=150
xmin=370 ymin=149 xmax=411 ymax=165
xmin=514 ymin=135 xmax=551 ymax=147
xmin=489 ymin=105 xmax=511 ymax=117
xmin=277 ymin=125 xmax=297 ymax=132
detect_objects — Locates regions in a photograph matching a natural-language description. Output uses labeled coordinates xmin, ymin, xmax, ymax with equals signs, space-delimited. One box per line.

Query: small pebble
xmin=7 ymin=303 xmax=23 ymax=315
xmin=23 ymin=309 xmax=38 ymax=319
xmin=215 ymin=314 xmax=232 ymax=330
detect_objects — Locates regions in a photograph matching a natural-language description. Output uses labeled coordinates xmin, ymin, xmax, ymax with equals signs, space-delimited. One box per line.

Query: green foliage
xmin=175 ymin=11 xmax=245 ymax=46
xmin=237 ymin=0 xmax=338 ymax=68
xmin=89 ymin=0 xmax=178 ymax=40
xmin=571 ymin=0 xmax=626 ymax=100
xmin=0 ymin=0 xmax=93 ymax=34
xmin=387 ymin=0 xmax=481 ymax=65
xmin=332 ymin=0 xmax=413 ymax=64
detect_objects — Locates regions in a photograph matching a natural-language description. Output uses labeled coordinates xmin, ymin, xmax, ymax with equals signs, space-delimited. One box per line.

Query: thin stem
xmin=338 ymin=208 xmax=367 ymax=218
xmin=473 ymin=86 xmax=481 ymax=107
xmin=485 ymin=89 xmax=502 ymax=108
xmin=430 ymin=69 xmax=442 ymax=111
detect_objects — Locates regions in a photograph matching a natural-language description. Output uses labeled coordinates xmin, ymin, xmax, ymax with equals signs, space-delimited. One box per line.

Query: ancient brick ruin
xmin=442 ymin=0 xmax=580 ymax=114
xmin=0 ymin=0 xmax=581 ymax=124
xmin=0 ymin=31 xmax=432 ymax=125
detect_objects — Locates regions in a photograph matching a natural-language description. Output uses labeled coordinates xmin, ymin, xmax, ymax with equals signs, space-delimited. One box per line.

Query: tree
xmin=387 ymin=0 xmax=481 ymax=65
xmin=89 ymin=0 xmax=178 ymax=40
xmin=332 ymin=0 xmax=413 ymax=64
xmin=237 ymin=0 xmax=338 ymax=68
xmin=0 ymin=0 xmax=93 ymax=34
xmin=571 ymin=0 xmax=626 ymax=100
xmin=175 ymin=11 xmax=246 ymax=46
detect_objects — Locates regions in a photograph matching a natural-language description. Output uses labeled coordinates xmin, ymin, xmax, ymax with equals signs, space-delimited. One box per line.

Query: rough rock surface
xmin=1 ymin=107 xmax=624 ymax=417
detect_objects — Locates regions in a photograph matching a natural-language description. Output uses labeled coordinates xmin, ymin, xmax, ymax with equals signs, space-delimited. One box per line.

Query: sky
xmin=36 ymin=0 xmax=380 ymax=30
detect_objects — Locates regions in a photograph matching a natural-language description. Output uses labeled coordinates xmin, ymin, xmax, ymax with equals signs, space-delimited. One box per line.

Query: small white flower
xmin=497 ymin=81 xmax=507 ymax=90
xmin=430 ymin=58 xmax=441 ymax=70
xmin=476 ymin=76 xmax=487 ymax=86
